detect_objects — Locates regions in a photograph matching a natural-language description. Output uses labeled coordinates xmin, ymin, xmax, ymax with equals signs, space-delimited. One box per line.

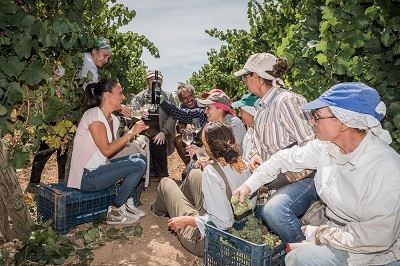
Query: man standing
xmin=133 ymin=70 xmax=176 ymax=182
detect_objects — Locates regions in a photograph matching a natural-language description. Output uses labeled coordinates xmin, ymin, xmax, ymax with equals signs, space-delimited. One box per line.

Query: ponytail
xmin=83 ymin=78 xmax=118 ymax=111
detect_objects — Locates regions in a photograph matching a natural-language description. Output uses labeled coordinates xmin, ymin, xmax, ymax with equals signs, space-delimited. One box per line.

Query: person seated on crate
xmin=233 ymin=82 xmax=400 ymax=266
xmin=151 ymin=121 xmax=258 ymax=257
xmin=67 ymin=78 xmax=149 ymax=225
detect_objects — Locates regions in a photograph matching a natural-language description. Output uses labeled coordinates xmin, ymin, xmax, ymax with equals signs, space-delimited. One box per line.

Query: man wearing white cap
xmin=233 ymin=53 xmax=318 ymax=245
xmin=133 ymin=70 xmax=176 ymax=182
xmin=234 ymin=82 xmax=400 ymax=266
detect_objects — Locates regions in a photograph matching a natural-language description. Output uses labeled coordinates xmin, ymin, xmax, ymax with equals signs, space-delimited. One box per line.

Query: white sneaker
xmin=106 ymin=206 xmax=139 ymax=225
xmin=125 ymin=203 xmax=146 ymax=217
xmin=126 ymin=197 xmax=146 ymax=217
xmin=119 ymin=204 xmax=142 ymax=220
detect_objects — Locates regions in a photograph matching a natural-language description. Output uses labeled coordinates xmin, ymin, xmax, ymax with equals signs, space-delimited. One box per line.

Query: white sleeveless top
xmin=67 ymin=107 xmax=119 ymax=189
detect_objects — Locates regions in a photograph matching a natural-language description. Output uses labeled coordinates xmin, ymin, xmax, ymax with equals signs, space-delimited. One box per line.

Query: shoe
xmin=150 ymin=204 xmax=169 ymax=218
xmin=125 ymin=203 xmax=146 ymax=217
xmin=25 ymin=182 xmax=38 ymax=195
xmin=106 ymin=207 xmax=138 ymax=225
xmin=119 ymin=204 xmax=142 ymax=220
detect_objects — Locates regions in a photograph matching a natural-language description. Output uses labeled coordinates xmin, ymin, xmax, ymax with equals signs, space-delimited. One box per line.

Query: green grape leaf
xmin=13 ymin=33 xmax=32 ymax=59
xmin=315 ymin=54 xmax=328 ymax=65
xmin=7 ymin=82 xmax=23 ymax=105
xmin=393 ymin=114 xmax=400 ymax=129
xmin=19 ymin=60 xmax=47 ymax=86
xmin=0 ymin=56 xmax=25 ymax=78
xmin=0 ymin=105 xmax=7 ymax=116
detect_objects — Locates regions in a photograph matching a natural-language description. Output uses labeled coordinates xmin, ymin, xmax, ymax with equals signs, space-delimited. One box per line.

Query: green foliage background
xmin=1 ymin=0 xmax=399 ymax=169
xmin=190 ymin=0 xmax=400 ymax=152
xmin=0 ymin=0 xmax=159 ymax=168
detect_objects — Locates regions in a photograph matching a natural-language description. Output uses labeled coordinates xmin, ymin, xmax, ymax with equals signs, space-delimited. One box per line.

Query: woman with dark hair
xmin=67 ymin=78 xmax=149 ymax=225
xmin=151 ymin=121 xmax=256 ymax=256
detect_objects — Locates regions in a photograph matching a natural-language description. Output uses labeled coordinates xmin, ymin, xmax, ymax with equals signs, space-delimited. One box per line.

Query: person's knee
xmin=261 ymin=199 xmax=288 ymax=226
xmin=186 ymin=169 xmax=202 ymax=183
xmin=159 ymin=177 xmax=176 ymax=192
xmin=174 ymin=135 xmax=183 ymax=146
xmin=129 ymin=154 xmax=147 ymax=170
xmin=137 ymin=153 xmax=147 ymax=163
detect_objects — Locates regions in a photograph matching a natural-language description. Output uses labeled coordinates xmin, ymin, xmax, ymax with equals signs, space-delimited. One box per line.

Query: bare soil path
xmin=15 ymin=151 xmax=203 ymax=266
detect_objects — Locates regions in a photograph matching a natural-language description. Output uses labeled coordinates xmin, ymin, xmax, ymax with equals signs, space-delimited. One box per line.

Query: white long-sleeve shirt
xmin=245 ymin=132 xmax=400 ymax=266
xmin=195 ymin=163 xmax=256 ymax=235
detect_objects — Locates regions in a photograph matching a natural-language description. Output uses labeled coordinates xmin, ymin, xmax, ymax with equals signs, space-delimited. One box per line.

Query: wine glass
xmin=141 ymin=97 xmax=152 ymax=121
xmin=192 ymin=118 xmax=201 ymax=136
xmin=194 ymin=146 xmax=210 ymax=169
xmin=131 ymin=101 xmax=144 ymax=120
xmin=196 ymin=147 xmax=210 ymax=162
xmin=181 ymin=129 xmax=194 ymax=157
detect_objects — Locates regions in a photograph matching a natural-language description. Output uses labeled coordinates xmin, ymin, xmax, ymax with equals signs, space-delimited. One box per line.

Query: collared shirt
xmin=195 ymin=163 xmax=256 ymax=235
xmin=250 ymin=87 xmax=315 ymax=160
xmin=245 ymin=132 xmax=400 ymax=266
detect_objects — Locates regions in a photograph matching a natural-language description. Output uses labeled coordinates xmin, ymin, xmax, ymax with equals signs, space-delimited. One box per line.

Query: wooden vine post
xmin=0 ymin=140 xmax=32 ymax=241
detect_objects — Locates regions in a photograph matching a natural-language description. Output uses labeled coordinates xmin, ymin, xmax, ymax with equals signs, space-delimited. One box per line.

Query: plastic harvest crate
xmin=37 ymin=183 xmax=117 ymax=234
xmin=204 ymin=222 xmax=286 ymax=266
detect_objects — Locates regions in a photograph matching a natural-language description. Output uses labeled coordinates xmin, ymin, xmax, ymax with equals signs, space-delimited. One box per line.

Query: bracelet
xmin=125 ymin=133 xmax=132 ymax=143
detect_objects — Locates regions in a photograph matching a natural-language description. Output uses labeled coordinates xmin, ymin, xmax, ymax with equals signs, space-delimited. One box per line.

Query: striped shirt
xmin=250 ymin=87 xmax=315 ymax=160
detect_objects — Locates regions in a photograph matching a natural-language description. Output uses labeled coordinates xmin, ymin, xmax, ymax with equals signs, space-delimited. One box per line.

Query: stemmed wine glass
xmin=181 ymin=128 xmax=194 ymax=157
xmin=141 ymin=97 xmax=152 ymax=121
xmin=192 ymin=118 xmax=201 ymax=136
xmin=194 ymin=146 xmax=210 ymax=169
xmin=131 ymin=101 xmax=144 ymax=120
xmin=196 ymin=147 xmax=210 ymax=162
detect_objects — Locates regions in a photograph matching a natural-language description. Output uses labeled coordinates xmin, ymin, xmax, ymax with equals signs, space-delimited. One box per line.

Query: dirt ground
xmin=15 ymin=150 xmax=203 ymax=266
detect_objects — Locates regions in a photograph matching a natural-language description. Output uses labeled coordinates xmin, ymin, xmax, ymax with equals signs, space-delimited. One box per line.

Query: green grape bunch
xmin=230 ymin=195 xmax=253 ymax=215
xmin=229 ymin=213 xmax=282 ymax=248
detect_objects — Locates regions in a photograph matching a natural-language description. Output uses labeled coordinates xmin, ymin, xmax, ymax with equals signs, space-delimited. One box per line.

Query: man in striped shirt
xmin=233 ymin=53 xmax=318 ymax=245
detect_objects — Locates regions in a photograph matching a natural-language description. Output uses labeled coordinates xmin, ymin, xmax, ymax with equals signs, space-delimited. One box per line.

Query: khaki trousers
xmin=153 ymin=169 xmax=205 ymax=256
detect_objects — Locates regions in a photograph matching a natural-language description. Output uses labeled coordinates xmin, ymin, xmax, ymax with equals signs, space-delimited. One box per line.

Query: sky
xmin=117 ymin=0 xmax=251 ymax=93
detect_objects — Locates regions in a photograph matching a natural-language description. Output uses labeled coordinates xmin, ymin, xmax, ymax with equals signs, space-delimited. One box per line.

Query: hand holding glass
xmin=195 ymin=147 xmax=210 ymax=169
xmin=181 ymin=129 xmax=194 ymax=157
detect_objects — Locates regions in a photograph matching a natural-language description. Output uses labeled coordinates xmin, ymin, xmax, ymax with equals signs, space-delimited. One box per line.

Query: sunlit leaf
xmin=0 ymin=105 xmax=7 ymax=116
xmin=315 ymin=54 xmax=328 ymax=65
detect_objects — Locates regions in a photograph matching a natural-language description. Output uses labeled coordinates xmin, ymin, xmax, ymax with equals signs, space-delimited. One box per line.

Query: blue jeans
xmin=80 ymin=154 xmax=146 ymax=208
xmin=285 ymin=244 xmax=400 ymax=266
xmin=260 ymin=177 xmax=318 ymax=245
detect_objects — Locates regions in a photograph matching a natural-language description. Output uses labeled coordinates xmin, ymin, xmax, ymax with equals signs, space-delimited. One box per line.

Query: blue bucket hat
xmin=301 ymin=82 xmax=384 ymax=121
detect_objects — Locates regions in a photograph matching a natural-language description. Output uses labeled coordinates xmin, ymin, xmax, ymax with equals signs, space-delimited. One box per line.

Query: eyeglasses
xmin=312 ymin=113 xmax=336 ymax=122
xmin=241 ymin=72 xmax=252 ymax=82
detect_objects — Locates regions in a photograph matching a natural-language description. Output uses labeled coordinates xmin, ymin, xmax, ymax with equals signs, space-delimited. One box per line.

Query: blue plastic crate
xmin=37 ymin=183 xmax=117 ymax=234
xmin=204 ymin=222 xmax=286 ymax=266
